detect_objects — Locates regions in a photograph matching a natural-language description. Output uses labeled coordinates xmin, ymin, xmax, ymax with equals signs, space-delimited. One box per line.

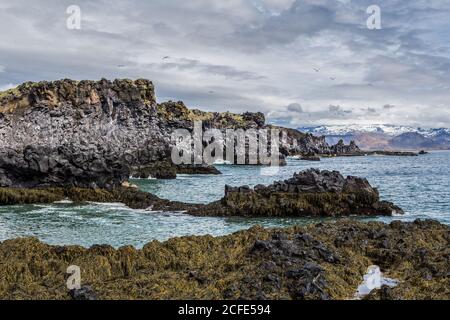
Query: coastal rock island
xmin=190 ymin=169 xmax=403 ymax=217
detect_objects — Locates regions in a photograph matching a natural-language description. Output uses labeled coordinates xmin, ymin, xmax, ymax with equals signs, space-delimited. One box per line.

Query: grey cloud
xmin=154 ymin=58 xmax=265 ymax=81
xmin=286 ymin=103 xmax=304 ymax=113
xmin=0 ymin=0 xmax=449 ymax=128
xmin=230 ymin=1 xmax=335 ymax=51
xmin=329 ymin=105 xmax=352 ymax=115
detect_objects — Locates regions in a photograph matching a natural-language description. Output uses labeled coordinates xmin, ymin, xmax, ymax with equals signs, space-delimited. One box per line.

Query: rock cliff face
xmin=190 ymin=169 xmax=403 ymax=217
xmin=0 ymin=79 xmax=359 ymax=188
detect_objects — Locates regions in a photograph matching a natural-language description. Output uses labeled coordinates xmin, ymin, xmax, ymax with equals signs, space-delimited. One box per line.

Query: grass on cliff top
xmin=0 ymin=86 xmax=20 ymax=100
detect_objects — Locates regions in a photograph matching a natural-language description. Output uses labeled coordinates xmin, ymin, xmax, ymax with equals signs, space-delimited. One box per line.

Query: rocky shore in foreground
xmin=0 ymin=219 xmax=448 ymax=300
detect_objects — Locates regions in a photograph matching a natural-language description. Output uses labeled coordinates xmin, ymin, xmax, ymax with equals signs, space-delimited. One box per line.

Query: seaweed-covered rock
xmin=0 ymin=220 xmax=447 ymax=300
xmin=190 ymin=169 xmax=403 ymax=217
xmin=0 ymin=186 xmax=199 ymax=212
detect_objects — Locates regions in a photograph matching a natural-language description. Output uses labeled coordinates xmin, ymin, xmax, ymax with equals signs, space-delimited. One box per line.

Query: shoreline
xmin=0 ymin=169 xmax=404 ymax=218
xmin=0 ymin=219 xmax=447 ymax=300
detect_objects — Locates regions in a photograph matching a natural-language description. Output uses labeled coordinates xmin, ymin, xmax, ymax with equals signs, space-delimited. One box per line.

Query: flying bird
xmin=117 ymin=64 xmax=125 ymax=68
xmin=312 ymin=67 xmax=320 ymax=72
xmin=162 ymin=56 xmax=170 ymax=60
xmin=330 ymin=77 xmax=336 ymax=81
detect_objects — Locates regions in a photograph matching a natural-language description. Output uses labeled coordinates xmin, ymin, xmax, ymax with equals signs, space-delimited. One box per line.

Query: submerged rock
xmin=190 ymin=169 xmax=403 ymax=217
xmin=0 ymin=219 xmax=447 ymax=300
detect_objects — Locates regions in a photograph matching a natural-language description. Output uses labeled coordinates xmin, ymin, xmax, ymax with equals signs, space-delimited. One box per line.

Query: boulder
xmin=190 ymin=169 xmax=403 ymax=217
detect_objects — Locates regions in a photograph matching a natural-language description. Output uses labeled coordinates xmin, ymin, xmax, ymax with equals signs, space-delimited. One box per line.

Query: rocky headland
xmin=0 ymin=79 xmax=446 ymax=301
xmin=0 ymin=219 xmax=448 ymax=300
xmin=0 ymin=79 xmax=360 ymax=190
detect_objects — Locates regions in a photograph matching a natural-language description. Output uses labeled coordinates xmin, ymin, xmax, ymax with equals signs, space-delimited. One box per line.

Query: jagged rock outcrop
xmin=0 ymin=79 xmax=361 ymax=188
xmin=0 ymin=219 xmax=447 ymax=300
xmin=330 ymin=139 xmax=360 ymax=154
xmin=190 ymin=169 xmax=403 ymax=217
xmin=0 ymin=80 xmax=243 ymax=187
xmin=0 ymin=169 xmax=402 ymax=218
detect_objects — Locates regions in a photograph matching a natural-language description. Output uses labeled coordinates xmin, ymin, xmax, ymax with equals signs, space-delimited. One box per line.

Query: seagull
xmin=312 ymin=67 xmax=320 ymax=72
xmin=162 ymin=56 xmax=170 ymax=60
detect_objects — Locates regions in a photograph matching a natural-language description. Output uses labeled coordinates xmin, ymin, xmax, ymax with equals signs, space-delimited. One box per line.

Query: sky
xmin=1 ymin=0 xmax=450 ymax=128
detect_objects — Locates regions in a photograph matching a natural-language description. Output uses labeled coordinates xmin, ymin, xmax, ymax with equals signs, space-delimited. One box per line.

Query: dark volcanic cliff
xmin=0 ymin=79 xmax=357 ymax=189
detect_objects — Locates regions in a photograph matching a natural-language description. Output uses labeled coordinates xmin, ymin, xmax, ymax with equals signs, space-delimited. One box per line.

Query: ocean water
xmin=0 ymin=151 xmax=449 ymax=248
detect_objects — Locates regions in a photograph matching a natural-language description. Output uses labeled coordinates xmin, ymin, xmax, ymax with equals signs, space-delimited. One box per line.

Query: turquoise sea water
xmin=0 ymin=151 xmax=449 ymax=248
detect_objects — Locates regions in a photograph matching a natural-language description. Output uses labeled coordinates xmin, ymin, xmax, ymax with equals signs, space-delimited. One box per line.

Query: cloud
xmin=230 ymin=1 xmax=335 ymax=51
xmin=154 ymin=58 xmax=265 ymax=81
xmin=0 ymin=0 xmax=449 ymax=128
xmin=0 ymin=83 xmax=16 ymax=92
xmin=286 ymin=103 xmax=304 ymax=113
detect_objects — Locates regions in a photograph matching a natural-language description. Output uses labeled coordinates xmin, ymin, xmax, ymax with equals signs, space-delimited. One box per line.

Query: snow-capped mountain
xmin=300 ymin=124 xmax=450 ymax=138
xmin=298 ymin=125 xmax=450 ymax=151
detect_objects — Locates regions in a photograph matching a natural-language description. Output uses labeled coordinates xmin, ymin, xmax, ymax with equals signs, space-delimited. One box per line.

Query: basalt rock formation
xmin=0 ymin=219 xmax=448 ymax=300
xmin=0 ymin=79 xmax=359 ymax=188
xmin=190 ymin=169 xmax=403 ymax=217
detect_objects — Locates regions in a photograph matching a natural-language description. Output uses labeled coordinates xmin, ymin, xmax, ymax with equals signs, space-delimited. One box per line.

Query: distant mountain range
xmin=299 ymin=125 xmax=450 ymax=151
